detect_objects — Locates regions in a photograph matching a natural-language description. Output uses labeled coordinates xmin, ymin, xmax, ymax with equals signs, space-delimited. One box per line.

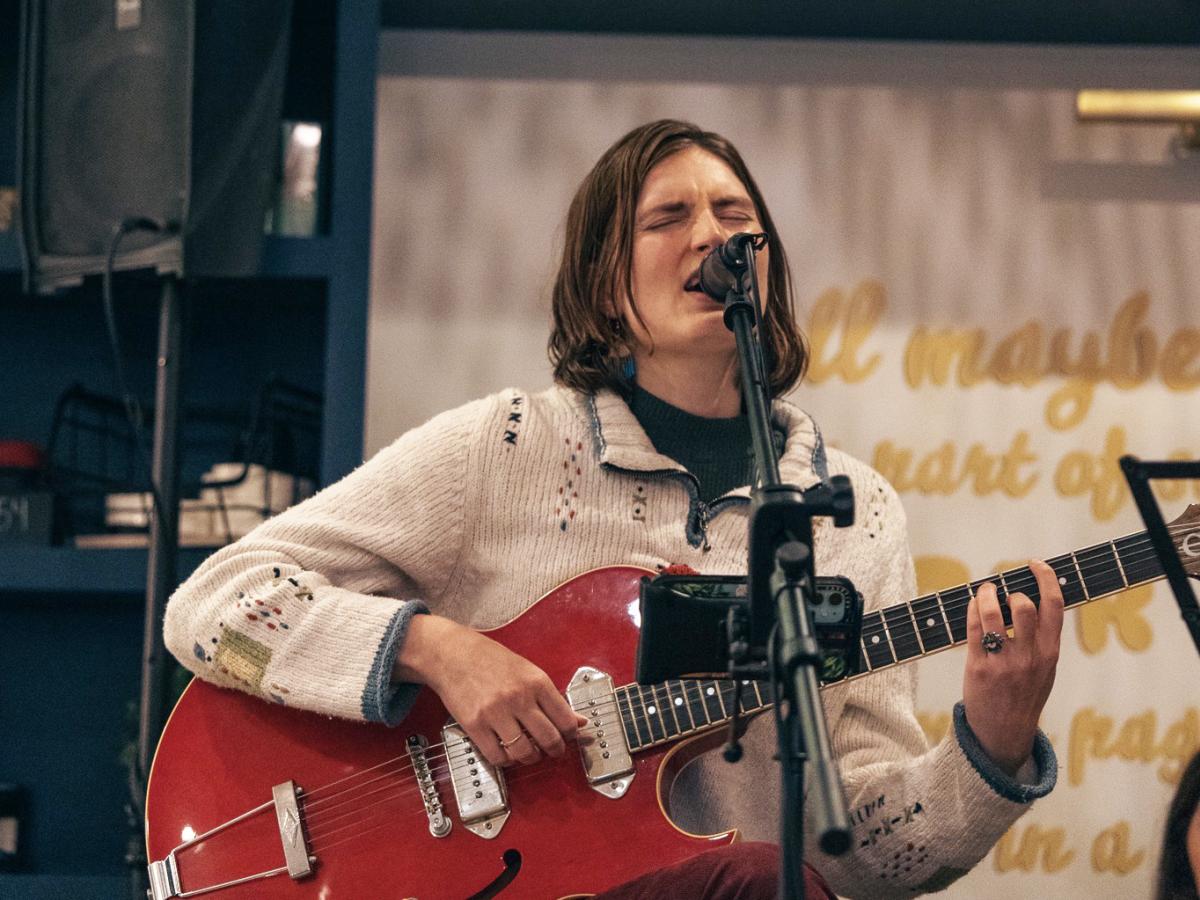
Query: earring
xmin=621 ymin=356 xmax=636 ymax=381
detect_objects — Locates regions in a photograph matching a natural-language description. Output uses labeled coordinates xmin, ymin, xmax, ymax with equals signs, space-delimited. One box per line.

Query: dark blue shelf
xmin=0 ymin=233 xmax=332 ymax=280
xmin=260 ymin=234 xmax=333 ymax=279
xmin=0 ymin=546 xmax=212 ymax=595
xmin=0 ymin=231 xmax=21 ymax=272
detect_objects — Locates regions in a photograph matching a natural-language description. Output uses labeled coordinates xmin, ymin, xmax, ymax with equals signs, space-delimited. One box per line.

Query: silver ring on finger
xmin=981 ymin=631 xmax=1006 ymax=654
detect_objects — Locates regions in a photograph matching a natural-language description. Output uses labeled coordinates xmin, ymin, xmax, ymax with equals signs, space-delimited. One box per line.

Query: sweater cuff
xmin=952 ymin=701 xmax=1057 ymax=803
xmin=360 ymin=600 xmax=429 ymax=725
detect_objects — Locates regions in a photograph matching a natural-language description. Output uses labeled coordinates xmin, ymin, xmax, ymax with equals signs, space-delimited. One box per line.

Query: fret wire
xmin=619 ymin=686 xmax=644 ymax=750
xmin=635 ymin=683 xmax=662 ymax=743
xmin=751 ymin=680 xmax=766 ymax=710
xmin=616 ymin=687 xmax=639 ymax=751
xmin=650 ymin=684 xmax=669 ymax=740
xmin=905 ymin=601 xmax=926 ymax=655
xmin=631 ymin=684 xmax=653 ymax=747
xmin=859 ymin=636 xmax=873 ymax=672
xmin=1111 ymin=540 xmax=1129 ymax=588
xmin=1070 ymin=551 xmax=1091 ymax=600
xmin=674 ymin=680 xmax=698 ymax=733
xmin=936 ymin=591 xmax=954 ymax=643
xmin=878 ymin=614 xmax=898 ymax=663
xmin=661 ymin=682 xmax=683 ymax=736
xmin=713 ymin=680 xmax=729 ymax=719
xmin=1078 ymin=543 xmax=1126 ymax=598
xmin=701 ymin=680 xmax=723 ymax=723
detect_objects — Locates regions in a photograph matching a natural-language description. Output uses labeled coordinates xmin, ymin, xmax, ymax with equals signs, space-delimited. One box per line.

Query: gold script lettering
xmin=805 ymin=282 xmax=884 ymax=385
xmin=1091 ymin=821 xmax=1145 ymax=874
xmin=1076 ymin=585 xmax=1154 ymax=655
xmin=993 ymin=824 xmax=1075 ymax=873
xmin=1053 ymin=426 xmax=1129 ymax=520
xmin=1069 ymin=707 xmax=1200 ymax=787
xmin=872 ymin=433 xmax=1038 ymax=499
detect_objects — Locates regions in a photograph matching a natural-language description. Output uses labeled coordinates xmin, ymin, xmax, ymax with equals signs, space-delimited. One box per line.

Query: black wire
xmin=101 ymin=219 xmax=178 ymax=543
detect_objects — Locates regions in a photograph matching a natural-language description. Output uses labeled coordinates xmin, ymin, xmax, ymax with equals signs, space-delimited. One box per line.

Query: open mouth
xmin=683 ymin=270 xmax=704 ymax=293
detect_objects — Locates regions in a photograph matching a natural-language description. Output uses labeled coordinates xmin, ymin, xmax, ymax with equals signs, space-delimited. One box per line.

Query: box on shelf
xmin=89 ymin=463 xmax=315 ymax=548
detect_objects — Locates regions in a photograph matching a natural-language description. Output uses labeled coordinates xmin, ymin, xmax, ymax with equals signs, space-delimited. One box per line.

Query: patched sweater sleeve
xmin=163 ymin=395 xmax=496 ymax=724
xmin=806 ymin=467 xmax=1057 ymax=898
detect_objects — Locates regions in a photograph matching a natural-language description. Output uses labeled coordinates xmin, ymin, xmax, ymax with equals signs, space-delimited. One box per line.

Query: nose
xmin=691 ymin=206 xmax=730 ymax=254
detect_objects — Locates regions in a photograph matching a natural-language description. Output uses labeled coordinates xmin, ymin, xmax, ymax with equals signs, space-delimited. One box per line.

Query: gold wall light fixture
xmin=1076 ymin=90 xmax=1200 ymax=152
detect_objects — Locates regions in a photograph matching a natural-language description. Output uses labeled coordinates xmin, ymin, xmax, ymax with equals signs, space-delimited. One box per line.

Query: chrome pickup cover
xmin=567 ymin=666 xmax=635 ymax=799
xmin=442 ymin=723 xmax=509 ymax=838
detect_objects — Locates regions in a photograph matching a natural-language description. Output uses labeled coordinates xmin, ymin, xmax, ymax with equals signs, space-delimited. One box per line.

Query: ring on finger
xmin=981 ymin=631 xmax=1006 ymax=654
xmin=498 ymin=732 xmax=526 ymax=749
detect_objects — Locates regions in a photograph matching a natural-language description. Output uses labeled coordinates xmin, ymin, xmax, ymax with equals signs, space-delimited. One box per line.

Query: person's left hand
xmin=961 ymin=559 xmax=1064 ymax=776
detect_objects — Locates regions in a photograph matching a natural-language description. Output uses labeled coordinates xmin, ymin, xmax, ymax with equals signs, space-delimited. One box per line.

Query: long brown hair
xmin=548 ymin=119 xmax=808 ymax=395
xmin=1157 ymin=749 xmax=1200 ymax=900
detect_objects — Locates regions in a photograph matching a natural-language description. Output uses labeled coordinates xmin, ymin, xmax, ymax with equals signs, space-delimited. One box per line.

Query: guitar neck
xmin=613 ymin=526 xmax=1170 ymax=754
xmin=855 ymin=527 xmax=1164 ymax=672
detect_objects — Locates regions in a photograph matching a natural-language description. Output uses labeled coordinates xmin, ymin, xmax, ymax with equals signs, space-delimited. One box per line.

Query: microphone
xmin=696 ymin=232 xmax=767 ymax=301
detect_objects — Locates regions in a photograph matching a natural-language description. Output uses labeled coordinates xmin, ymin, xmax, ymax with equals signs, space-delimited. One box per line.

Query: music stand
xmin=1119 ymin=455 xmax=1200 ymax=657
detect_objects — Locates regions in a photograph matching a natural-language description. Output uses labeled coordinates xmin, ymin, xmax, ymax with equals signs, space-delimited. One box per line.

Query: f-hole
xmin=466 ymin=849 xmax=522 ymax=899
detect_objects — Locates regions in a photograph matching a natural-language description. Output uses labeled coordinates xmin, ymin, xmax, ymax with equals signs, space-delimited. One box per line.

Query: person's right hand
xmin=393 ymin=614 xmax=587 ymax=767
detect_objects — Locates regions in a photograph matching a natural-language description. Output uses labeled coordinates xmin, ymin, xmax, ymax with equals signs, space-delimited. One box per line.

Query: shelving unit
xmin=0 ymin=1 xmax=378 ymax=884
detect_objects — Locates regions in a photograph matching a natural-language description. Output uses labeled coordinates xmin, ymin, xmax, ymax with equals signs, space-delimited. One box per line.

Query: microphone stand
xmin=719 ymin=234 xmax=852 ymax=899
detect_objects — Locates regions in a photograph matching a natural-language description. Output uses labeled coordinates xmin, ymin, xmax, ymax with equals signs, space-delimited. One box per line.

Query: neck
xmin=631 ymin=350 xmax=742 ymax=418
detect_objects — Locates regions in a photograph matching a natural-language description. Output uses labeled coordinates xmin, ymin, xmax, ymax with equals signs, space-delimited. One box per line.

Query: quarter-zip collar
xmin=581 ymin=387 xmax=830 ymax=496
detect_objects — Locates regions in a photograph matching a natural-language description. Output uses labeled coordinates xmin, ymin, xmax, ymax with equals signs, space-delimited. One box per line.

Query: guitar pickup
xmin=442 ymin=723 xmax=510 ymax=838
xmin=567 ymin=666 xmax=634 ymax=799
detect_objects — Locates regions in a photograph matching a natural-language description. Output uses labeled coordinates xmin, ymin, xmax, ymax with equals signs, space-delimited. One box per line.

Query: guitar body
xmin=145 ymin=567 xmax=736 ymax=899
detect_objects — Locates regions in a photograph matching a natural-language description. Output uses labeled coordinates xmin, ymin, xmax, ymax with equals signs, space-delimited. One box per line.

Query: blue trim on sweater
xmin=952 ymin=701 xmax=1057 ymax=803
xmin=361 ymin=600 xmax=429 ymax=725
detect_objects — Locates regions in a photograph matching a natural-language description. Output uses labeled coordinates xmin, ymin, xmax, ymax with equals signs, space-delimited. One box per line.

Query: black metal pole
xmin=129 ymin=275 xmax=184 ymax=896
xmin=721 ymin=242 xmax=851 ymax=899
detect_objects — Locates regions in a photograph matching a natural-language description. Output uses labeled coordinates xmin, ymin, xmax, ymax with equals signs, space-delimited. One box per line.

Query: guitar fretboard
xmin=614 ymin=527 xmax=1172 ymax=754
xmin=857 ymin=530 xmax=1164 ymax=672
xmin=615 ymin=678 xmax=771 ymax=751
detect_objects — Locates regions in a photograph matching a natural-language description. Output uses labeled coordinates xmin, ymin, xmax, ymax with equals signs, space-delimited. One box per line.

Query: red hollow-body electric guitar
xmin=145 ymin=507 xmax=1200 ymax=898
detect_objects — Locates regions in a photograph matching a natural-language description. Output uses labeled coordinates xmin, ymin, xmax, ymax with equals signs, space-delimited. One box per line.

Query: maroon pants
xmin=592 ymin=842 xmax=834 ymax=900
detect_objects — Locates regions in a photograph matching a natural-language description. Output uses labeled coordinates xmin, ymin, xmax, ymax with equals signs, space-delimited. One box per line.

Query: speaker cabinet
xmin=20 ymin=0 xmax=292 ymax=293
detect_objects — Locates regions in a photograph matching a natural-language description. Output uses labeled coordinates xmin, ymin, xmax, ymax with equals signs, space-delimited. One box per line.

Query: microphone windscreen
xmin=698 ymin=247 xmax=740 ymax=300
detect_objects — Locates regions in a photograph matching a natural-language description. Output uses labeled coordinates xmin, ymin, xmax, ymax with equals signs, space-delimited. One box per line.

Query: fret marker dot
xmin=647 ymin=705 xmax=657 ymax=715
xmin=674 ymin=697 xmax=683 ymax=706
xmin=871 ymin=635 xmax=881 ymax=644
xmin=1059 ymin=576 xmax=1067 ymax=585
xmin=925 ymin=618 xmax=935 ymax=628
xmin=706 ymin=687 xmax=715 ymax=696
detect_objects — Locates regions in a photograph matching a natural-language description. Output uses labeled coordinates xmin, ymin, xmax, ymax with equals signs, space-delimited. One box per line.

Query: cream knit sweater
xmin=164 ymin=385 xmax=1055 ymax=898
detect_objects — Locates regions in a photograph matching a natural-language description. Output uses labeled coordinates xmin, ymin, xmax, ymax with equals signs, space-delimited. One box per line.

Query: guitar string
xmin=857 ymin=528 xmax=1193 ymax=660
xmin=301 ymin=678 xmax=752 ymax=837
xmin=269 ymin=525 xmax=1199 ymax=840
xmin=299 ymin=677 xmax=742 ymax=810
xmin=301 ymin=684 xmax=738 ymax=836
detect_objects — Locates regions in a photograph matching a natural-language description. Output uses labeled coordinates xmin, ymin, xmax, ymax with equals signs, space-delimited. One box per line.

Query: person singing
xmin=165 ymin=119 xmax=1063 ymax=898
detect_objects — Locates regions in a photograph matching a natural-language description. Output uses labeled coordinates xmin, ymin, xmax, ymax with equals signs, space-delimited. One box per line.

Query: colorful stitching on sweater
xmin=555 ymin=437 xmax=584 ymax=531
xmin=502 ymin=392 xmax=525 ymax=448
xmin=631 ymin=483 xmax=646 ymax=521
xmin=213 ymin=628 xmax=272 ymax=692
